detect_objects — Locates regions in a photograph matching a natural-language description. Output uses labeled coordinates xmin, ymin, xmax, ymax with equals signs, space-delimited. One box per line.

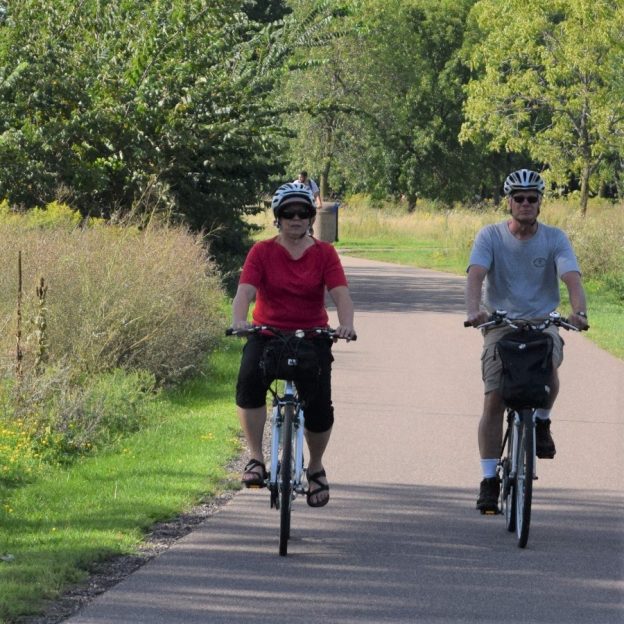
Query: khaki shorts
xmin=481 ymin=325 xmax=564 ymax=394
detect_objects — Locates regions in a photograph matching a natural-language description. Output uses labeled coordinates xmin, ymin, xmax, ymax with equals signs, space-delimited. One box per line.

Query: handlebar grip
xmin=463 ymin=320 xmax=472 ymax=327
xmin=225 ymin=328 xmax=234 ymax=336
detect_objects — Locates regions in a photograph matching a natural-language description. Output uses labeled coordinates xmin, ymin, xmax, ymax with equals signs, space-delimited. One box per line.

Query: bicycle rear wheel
xmin=515 ymin=411 xmax=534 ymax=548
xmin=279 ymin=403 xmax=295 ymax=556
xmin=501 ymin=417 xmax=516 ymax=532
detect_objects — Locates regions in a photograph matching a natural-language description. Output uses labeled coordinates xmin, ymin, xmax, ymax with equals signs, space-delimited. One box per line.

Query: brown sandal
xmin=241 ymin=459 xmax=267 ymax=488
xmin=306 ymin=469 xmax=330 ymax=507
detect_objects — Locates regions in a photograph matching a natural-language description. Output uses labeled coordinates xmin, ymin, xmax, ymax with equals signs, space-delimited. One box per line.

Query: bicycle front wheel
xmin=278 ymin=403 xmax=295 ymax=556
xmin=501 ymin=420 xmax=516 ymax=532
xmin=514 ymin=411 xmax=534 ymax=548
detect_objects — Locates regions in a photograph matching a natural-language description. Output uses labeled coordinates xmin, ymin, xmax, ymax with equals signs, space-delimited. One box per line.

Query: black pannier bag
xmin=495 ymin=330 xmax=554 ymax=409
xmin=260 ymin=336 xmax=321 ymax=384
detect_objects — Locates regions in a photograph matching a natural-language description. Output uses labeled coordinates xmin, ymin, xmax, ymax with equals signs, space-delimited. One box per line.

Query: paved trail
xmin=67 ymin=255 xmax=624 ymax=624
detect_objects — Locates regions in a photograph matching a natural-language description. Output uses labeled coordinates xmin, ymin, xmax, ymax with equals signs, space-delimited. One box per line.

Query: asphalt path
xmin=67 ymin=255 xmax=624 ymax=624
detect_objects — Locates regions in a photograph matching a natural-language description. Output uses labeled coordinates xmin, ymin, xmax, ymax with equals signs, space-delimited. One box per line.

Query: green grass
xmin=576 ymin=280 xmax=624 ymax=359
xmin=336 ymin=238 xmax=468 ymax=274
xmin=0 ymin=342 xmax=242 ymax=623
xmin=336 ymin=235 xmax=623 ymax=359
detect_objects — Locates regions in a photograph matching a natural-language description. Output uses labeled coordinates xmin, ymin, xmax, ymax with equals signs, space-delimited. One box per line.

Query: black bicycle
xmin=227 ymin=325 xmax=354 ymax=556
xmin=466 ymin=310 xmax=585 ymax=548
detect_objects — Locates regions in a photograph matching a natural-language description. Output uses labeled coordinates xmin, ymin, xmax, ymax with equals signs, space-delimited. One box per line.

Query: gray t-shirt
xmin=467 ymin=221 xmax=580 ymax=318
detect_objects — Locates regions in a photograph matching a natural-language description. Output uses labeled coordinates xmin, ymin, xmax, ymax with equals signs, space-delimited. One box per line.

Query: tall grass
xmin=0 ymin=203 xmax=227 ymax=482
xmin=336 ymin=196 xmax=624 ymax=289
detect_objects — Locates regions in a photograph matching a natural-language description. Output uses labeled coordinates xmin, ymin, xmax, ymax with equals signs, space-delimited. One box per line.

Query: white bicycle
xmin=227 ymin=325 xmax=354 ymax=556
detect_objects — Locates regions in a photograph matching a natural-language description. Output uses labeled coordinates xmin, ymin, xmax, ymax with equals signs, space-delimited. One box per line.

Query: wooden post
xmin=16 ymin=250 xmax=23 ymax=382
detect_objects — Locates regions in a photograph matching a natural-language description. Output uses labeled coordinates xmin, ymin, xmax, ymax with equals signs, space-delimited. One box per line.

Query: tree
xmin=0 ymin=0 xmax=303 ymax=280
xmin=460 ymin=0 xmax=624 ymax=213
xmin=285 ymin=0 xmax=483 ymax=207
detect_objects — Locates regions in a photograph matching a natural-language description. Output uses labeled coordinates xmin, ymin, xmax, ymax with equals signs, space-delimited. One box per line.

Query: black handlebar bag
xmin=260 ymin=336 xmax=321 ymax=385
xmin=495 ymin=331 xmax=554 ymax=410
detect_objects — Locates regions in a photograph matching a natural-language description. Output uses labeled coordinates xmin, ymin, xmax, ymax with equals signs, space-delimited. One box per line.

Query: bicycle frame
xmin=268 ymin=379 xmax=306 ymax=500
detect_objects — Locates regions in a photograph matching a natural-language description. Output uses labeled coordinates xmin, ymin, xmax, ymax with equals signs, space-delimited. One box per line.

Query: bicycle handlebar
xmin=226 ymin=325 xmax=357 ymax=341
xmin=463 ymin=310 xmax=588 ymax=332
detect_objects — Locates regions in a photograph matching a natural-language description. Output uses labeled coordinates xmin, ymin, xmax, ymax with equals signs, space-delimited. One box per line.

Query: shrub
xmin=0 ymin=221 xmax=226 ymax=384
xmin=0 ymin=212 xmax=227 ymax=476
xmin=7 ymin=367 xmax=156 ymax=466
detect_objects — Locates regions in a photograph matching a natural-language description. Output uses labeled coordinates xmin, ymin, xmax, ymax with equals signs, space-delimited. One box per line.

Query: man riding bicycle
xmin=231 ymin=182 xmax=356 ymax=508
xmin=465 ymin=169 xmax=588 ymax=513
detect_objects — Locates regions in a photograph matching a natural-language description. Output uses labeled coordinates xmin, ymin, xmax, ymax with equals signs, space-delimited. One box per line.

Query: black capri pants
xmin=235 ymin=334 xmax=335 ymax=433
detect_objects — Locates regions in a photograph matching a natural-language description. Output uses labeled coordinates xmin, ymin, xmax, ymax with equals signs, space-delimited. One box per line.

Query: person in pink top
xmin=231 ymin=182 xmax=356 ymax=507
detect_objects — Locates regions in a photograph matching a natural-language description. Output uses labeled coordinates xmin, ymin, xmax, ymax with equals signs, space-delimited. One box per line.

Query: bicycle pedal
xmin=480 ymin=508 xmax=500 ymax=516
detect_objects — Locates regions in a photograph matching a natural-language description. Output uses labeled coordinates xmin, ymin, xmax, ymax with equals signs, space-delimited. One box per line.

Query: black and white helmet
xmin=503 ymin=169 xmax=546 ymax=196
xmin=271 ymin=182 xmax=316 ymax=219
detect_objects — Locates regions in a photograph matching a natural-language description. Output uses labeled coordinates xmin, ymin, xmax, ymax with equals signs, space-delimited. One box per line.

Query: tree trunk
xmin=319 ymin=121 xmax=334 ymax=200
xmin=579 ymin=164 xmax=590 ymax=216
xmin=319 ymin=170 xmax=329 ymax=200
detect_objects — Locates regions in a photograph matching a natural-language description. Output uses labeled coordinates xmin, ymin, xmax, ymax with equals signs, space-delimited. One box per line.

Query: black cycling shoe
xmin=476 ymin=477 xmax=500 ymax=514
xmin=536 ymin=418 xmax=556 ymax=459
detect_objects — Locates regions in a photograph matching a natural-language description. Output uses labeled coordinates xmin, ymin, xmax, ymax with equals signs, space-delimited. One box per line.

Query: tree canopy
xmin=460 ymin=0 xmax=624 ymax=213
xmin=0 ymin=0 xmax=622 ymax=266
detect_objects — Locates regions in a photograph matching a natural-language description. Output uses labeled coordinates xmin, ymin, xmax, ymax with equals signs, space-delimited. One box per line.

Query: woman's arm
xmin=231 ymin=283 xmax=257 ymax=329
xmin=328 ymin=285 xmax=356 ymax=339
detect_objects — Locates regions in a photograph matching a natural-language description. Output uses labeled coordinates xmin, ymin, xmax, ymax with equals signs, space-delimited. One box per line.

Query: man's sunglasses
xmin=281 ymin=209 xmax=312 ymax=220
xmin=512 ymin=194 xmax=540 ymax=204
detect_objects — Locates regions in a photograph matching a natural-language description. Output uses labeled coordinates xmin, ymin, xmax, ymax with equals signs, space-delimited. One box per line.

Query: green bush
xmin=2 ymin=367 xmax=156 ymax=472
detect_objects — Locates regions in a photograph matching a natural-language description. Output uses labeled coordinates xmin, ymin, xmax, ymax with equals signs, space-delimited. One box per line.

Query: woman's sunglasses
xmin=281 ymin=209 xmax=312 ymax=220
xmin=512 ymin=194 xmax=539 ymax=204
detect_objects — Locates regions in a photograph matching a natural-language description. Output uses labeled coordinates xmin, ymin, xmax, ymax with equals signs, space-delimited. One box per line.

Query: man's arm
xmin=310 ymin=179 xmax=322 ymax=210
xmin=561 ymin=271 xmax=589 ymax=329
xmin=315 ymin=192 xmax=323 ymax=210
xmin=465 ymin=265 xmax=490 ymax=326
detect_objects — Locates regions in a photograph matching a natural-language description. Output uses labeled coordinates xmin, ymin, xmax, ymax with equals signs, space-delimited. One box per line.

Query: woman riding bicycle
xmin=231 ymin=182 xmax=356 ymax=508
xmin=465 ymin=169 xmax=588 ymax=513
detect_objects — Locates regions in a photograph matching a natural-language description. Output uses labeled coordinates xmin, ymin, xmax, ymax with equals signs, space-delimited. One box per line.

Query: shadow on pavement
xmin=343 ymin=264 xmax=466 ymax=314
xmin=71 ymin=484 xmax=623 ymax=624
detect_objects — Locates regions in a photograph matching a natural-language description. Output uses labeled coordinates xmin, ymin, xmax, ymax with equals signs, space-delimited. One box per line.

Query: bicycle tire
xmin=501 ymin=418 xmax=516 ymax=532
xmin=515 ymin=411 xmax=534 ymax=548
xmin=279 ymin=403 xmax=295 ymax=556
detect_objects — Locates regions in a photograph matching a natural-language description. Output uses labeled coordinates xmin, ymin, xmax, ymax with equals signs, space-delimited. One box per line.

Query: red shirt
xmin=239 ymin=237 xmax=348 ymax=330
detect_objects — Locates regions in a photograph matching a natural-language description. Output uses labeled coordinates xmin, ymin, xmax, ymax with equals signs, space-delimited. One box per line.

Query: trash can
xmin=316 ymin=202 xmax=339 ymax=243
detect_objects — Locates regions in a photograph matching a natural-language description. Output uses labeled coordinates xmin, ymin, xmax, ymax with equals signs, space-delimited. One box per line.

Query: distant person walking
xmin=295 ymin=171 xmax=322 ymax=210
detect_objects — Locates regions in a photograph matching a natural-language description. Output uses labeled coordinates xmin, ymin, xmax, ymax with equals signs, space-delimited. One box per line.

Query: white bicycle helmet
xmin=503 ymin=169 xmax=546 ymax=196
xmin=271 ymin=182 xmax=316 ymax=218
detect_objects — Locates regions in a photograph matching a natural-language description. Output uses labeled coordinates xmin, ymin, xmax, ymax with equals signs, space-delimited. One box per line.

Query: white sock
xmin=535 ymin=408 xmax=552 ymax=421
xmin=481 ymin=459 xmax=498 ymax=479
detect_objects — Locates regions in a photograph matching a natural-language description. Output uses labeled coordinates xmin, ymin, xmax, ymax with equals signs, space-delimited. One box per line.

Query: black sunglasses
xmin=512 ymin=194 xmax=540 ymax=204
xmin=281 ymin=209 xmax=312 ymax=220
